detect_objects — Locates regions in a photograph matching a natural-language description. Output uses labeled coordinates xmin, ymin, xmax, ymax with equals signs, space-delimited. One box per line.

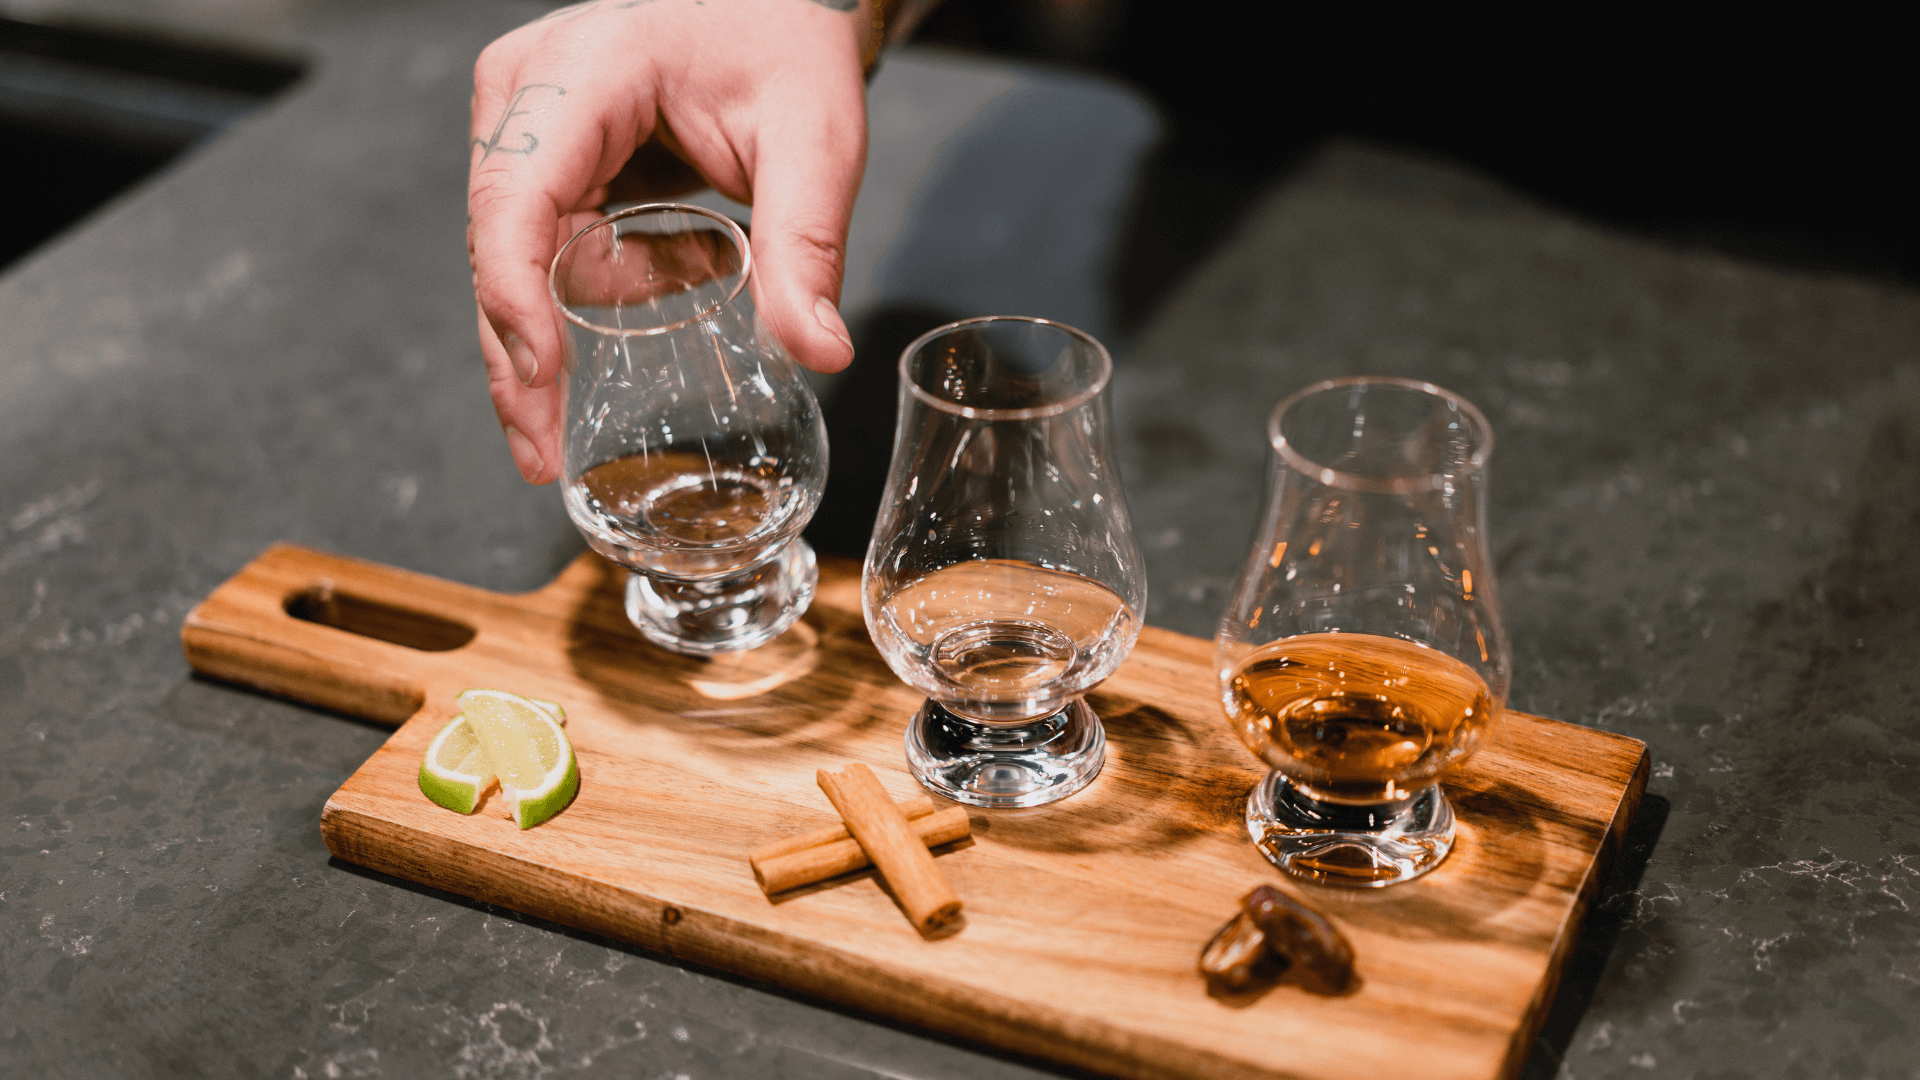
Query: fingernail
xmin=503 ymin=331 xmax=539 ymax=386
xmin=813 ymin=297 xmax=853 ymax=353
xmin=503 ymin=424 xmax=545 ymax=482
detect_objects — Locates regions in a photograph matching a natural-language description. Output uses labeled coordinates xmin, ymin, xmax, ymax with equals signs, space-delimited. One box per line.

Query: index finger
xmin=741 ymin=73 xmax=869 ymax=374
xmin=468 ymin=73 xmax=647 ymax=389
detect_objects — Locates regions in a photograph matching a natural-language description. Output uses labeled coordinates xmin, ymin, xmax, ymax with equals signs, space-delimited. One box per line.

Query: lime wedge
xmin=456 ymin=688 xmax=580 ymax=829
xmin=418 ymin=715 xmax=490 ymax=815
xmin=416 ymin=694 xmax=573 ymax=821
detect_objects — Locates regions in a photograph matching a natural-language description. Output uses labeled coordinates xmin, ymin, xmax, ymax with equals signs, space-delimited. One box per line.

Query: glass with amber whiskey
xmin=1215 ymin=377 xmax=1510 ymax=886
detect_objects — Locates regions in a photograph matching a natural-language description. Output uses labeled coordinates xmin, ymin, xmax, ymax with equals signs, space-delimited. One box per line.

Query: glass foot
xmin=1245 ymin=772 xmax=1455 ymax=887
xmin=905 ymin=698 xmax=1104 ymax=808
xmin=624 ymin=539 xmax=817 ymax=657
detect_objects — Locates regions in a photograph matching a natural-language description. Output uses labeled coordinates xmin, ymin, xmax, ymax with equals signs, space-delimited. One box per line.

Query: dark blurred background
xmin=913 ymin=0 xmax=1913 ymax=330
xmin=0 ymin=15 xmax=303 ymax=270
xmin=4 ymin=1 xmax=1908 ymax=297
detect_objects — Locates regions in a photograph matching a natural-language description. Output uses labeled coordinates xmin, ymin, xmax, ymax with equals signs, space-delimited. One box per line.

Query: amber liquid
xmin=565 ymin=451 xmax=802 ymax=579
xmin=573 ymin=451 xmax=783 ymax=545
xmin=1225 ymin=632 xmax=1498 ymax=803
xmin=873 ymin=560 xmax=1135 ymax=721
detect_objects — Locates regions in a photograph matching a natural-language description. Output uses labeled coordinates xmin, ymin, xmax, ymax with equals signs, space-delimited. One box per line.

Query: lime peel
xmin=455 ymin=688 xmax=580 ymax=829
xmin=418 ymin=715 xmax=490 ymax=815
xmin=418 ymin=692 xmax=577 ymax=827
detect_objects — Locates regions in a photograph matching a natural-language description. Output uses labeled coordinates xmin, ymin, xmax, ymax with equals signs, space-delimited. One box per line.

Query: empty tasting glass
xmin=1215 ymin=377 xmax=1510 ymax=886
xmin=551 ymin=204 xmax=828 ymax=656
xmin=864 ymin=317 xmax=1146 ymax=807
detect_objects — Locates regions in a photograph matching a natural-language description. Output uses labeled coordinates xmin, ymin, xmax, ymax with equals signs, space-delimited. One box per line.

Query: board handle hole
xmin=285 ymin=584 xmax=476 ymax=652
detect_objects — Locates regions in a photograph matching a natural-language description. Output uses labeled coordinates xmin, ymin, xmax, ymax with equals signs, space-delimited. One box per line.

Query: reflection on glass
xmin=1216 ymin=377 xmax=1510 ymax=886
xmin=552 ymin=204 xmax=827 ymax=656
xmin=864 ymin=317 xmax=1146 ymax=808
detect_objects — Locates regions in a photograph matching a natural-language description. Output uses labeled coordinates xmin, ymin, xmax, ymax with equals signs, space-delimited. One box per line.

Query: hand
xmin=468 ymin=0 xmax=870 ymax=484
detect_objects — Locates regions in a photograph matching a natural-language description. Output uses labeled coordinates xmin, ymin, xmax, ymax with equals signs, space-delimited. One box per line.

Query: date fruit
xmin=1243 ymin=884 xmax=1354 ymax=994
xmin=1198 ymin=909 xmax=1287 ymax=994
xmin=1198 ymin=884 xmax=1355 ymax=996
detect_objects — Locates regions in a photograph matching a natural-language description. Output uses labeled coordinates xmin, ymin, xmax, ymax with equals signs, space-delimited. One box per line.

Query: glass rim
xmin=898 ymin=316 xmax=1113 ymax=420
xmin=547 ymin=203 xmax=751 ymax=337
xmin=1267 ymin=376 xmax=1494 ymax=494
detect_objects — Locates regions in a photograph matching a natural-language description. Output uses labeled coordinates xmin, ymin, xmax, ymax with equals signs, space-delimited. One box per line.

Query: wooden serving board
xmin=182 ymin=544 xmax=1647 ymax=1080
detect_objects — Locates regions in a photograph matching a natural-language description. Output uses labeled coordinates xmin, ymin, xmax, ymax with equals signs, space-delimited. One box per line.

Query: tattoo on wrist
xmin=808 ymin=0 xmax=860 ymax=11
xmin=473 ymin=84 xmax=567 ymax=163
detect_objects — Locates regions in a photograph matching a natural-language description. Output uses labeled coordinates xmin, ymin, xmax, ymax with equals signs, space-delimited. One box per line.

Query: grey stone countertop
xmin=4 ymin=2 xmax=1918 ymax=1078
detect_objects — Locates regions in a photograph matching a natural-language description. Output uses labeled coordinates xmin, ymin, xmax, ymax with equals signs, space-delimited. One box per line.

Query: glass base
xmin=905 ymin=697 xmax=1104 ymax=808
xmin=1245 ymin=772 xmax=1455 ymax=887
xmin=624 ymin=539 xmax=817 ymax=657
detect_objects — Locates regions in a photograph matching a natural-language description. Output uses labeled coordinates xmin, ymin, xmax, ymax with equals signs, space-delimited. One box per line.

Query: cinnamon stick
xmin=751 ymin=805 xmax=971 ymax=894
xmin=816 ymin=764 xmax=963 ymax=934
xmin=752 ymin=795 xmax=943 ymax=862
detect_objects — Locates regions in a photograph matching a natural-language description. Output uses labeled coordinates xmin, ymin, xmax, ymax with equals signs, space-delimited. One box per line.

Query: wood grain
xmin=182 ymin=544 xmax=1649 ymax=1080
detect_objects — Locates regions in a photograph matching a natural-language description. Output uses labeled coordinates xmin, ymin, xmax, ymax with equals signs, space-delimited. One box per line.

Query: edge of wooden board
xmin=319 ymin=802 xmax=1287 ymax=1080
xmin=1496 ymin=738 xmax=1649 ymax=1080
xmin=187 ymin=544 xmax=1655 ymax=1080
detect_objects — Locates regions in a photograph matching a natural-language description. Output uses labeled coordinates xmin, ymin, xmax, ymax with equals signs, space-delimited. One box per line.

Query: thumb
xmin=744 ymin=98 xmax=866 ymax=374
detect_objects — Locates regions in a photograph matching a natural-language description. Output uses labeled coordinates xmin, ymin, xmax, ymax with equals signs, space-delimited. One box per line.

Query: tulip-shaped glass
xmin=552 ymin=204 xmax=828 ymax=656
xmin=1215 ymin=377 xmax=1510 ymax=886
xmin=864 ymin=318 xmax=1146 ymax=807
